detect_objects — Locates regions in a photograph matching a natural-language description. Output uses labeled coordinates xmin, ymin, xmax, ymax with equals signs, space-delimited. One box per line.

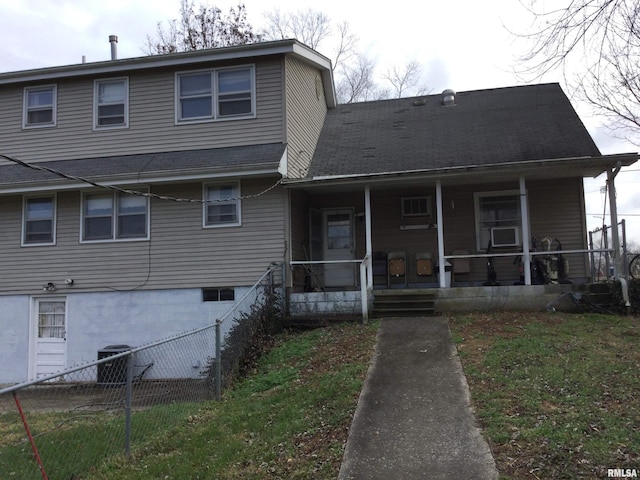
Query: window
xmin=82 ymin=190 xmax=148 ymax=241
xmin=38 ymin=299 xmax=66 ymax=339
xmin=203 ymin=182 xmax=241 ymax=227
xmin=474 ymin=191 xmax=522 ymax=251
xmin=23 ymin=195 xmax=56 ymax=245
xmin=217 ymin=68 xmax=253 ymax=116
xmin=202 ymin=288 xmax=235 ymax=302
xmin=94 ymin=78 xmax=128 ymax=128
xmin=402 ymin=196 xmax=432 ymax=217
xmin=24 ymin=85 xmax=56 ymax=127
xmin=177 ymin=66 xmax=254 ymax=122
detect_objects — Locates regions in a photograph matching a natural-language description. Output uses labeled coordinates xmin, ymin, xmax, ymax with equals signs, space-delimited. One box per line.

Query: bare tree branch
xmin=144 ymin=1 xmax=258 ymax=54
xmin=514 ymin=0 xmax=640 ymax=143
xmin=382 ymin=60 xmax=423 ymax=98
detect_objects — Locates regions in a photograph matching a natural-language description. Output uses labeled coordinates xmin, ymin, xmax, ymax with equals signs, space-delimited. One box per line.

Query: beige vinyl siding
xmin=0 ymin=178 xmax=286 ymax=295
xmin=0 ymin=59 xmax=285 ymax=165
xmin=284 ymin=56 xmax=327 ymax=178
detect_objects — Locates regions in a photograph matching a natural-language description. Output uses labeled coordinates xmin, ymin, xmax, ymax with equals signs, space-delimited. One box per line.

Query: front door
xmin=323 ymin=209 xmax=355 ymax=287
xmin=30 ymin=297 xmax=67 ymax=380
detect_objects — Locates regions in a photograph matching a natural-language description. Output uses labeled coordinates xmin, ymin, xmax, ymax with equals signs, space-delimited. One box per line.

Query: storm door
xmin=30 ymin=297 xmax=67 ymax=380
xmin=322 ymin=209 xmax=355 ymax=287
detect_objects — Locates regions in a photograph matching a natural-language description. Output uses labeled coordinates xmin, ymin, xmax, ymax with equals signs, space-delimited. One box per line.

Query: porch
xmin=288 ymin=175 xmax=601 ymax=292
xmin=285 ymin=168 xmax=629 ymax=320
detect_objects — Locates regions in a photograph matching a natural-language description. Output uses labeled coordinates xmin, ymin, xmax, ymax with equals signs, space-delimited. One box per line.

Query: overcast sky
xmin=1 ymin=0 xmax=639 ymax=242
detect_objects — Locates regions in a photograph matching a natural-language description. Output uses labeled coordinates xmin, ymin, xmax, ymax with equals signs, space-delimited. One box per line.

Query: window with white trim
xmin=23 ymin=195 xmax=56 ymax=245
xmin=402 ymin=196 xmax=432 ymax=217
xmin=82 ymin=190 xmax=148 ymax=241
xmin=24 ymin=85 xmax=56 ymax=127
xmin=474 ymin=191 xmax=521 ymax=251
xmin=203 ymin=182 xmax=241 ymax=227
xmin=177 ymin=66 xmax=254 ymax=122
xmin=94 ymin=78 xmax=128 ymax=128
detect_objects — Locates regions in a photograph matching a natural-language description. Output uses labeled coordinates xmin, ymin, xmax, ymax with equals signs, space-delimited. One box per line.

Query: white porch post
xmin=436 ymin=180 xmax=446 ymax=288
xmin=607 ymin=163 xmax=622 ymax=278
xmin=519 ymin=176 xmax=531 ymax=285
xmin=364 ymin=185 xmax=373 ymax=289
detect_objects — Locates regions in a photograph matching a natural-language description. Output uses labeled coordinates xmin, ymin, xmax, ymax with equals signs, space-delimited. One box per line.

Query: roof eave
xmin=0 ymin=39 xmax=335 ymax=97
xmin=0 ymin=164 xmax=281 ymax=195
xmin=282 ymin=153 xmax=639 ymax=188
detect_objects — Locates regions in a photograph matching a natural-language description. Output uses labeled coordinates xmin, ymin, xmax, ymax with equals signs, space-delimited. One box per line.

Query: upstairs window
xmin=217 ymin=68 xmax=253 ymax=116
xmin=82 ymin=190 xmax=148 ymax=241
xmin=23 ymin=195 xmax=56 ymax=245
xmin=24 ymin=85 xmax=56 ymax=128
xmin=177 ymin=66 xmax=254 ymax=122
xmin=94 ymin=78 xmax=128 ymax=128
xmin=203 ymin=182 xmax=241 ymax=227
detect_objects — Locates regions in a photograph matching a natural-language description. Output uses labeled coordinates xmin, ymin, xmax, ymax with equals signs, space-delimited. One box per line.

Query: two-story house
xmin=0 ymin=39 xmax=636 ymax=384
xmin=0 ymin=39 xmax=334 ymax=383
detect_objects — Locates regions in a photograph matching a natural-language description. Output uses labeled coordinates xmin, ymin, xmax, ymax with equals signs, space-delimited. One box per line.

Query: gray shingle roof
xmin=0 ymin=143 xmax=285 ymax=189
xmin=307 ymin=83 xmax=601 ymax=178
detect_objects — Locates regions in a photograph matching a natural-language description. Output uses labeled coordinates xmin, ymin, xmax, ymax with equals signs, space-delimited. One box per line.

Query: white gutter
xmin=281 ymin=153 xmax=639 ymax=188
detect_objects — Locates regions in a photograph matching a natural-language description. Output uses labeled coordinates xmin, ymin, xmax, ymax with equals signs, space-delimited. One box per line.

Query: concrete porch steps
xmin=372 ymin=289 xmax=437 ymax=317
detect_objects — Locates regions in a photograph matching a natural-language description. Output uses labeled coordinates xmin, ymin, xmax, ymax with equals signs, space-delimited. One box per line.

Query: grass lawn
xmin=83 ymin=321 xmax=379 ymax=479
xmin=448 ymin=311 xmax=640 ymax=480
xmin=5 ymin=313 xmax=638 ymax=479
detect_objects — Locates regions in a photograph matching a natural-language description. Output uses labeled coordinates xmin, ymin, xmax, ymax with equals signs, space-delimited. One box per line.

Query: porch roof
xmin=0 ymin=143 xmax=285 ymax=194
xmin=292 ymin=83 xmax=637 ymax=187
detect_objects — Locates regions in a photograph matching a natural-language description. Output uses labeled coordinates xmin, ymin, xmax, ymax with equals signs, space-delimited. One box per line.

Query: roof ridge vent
xmin=442 ymin=89 xmax=456 ymax=106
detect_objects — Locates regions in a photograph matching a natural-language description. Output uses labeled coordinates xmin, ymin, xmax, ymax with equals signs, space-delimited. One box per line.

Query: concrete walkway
xmin=338 ymin=317 xmax=498 ymax=480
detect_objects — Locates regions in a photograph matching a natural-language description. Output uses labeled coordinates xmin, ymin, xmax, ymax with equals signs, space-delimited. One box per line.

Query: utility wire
xmin=0 ymin=153 xmax=282 ymax=203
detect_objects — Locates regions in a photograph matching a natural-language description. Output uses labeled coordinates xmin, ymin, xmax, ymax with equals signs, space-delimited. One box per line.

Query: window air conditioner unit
xmin=490 ymin=226 xmax=520 ymax=247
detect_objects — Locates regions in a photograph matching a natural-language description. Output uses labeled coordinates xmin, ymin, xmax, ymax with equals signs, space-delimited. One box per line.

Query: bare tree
xmin=382 ymin=60 xmax=432 ymax=98
xmin=515 ymin=0 xmax=640 ymax=143
xmin=262 ymin=8 xmax=357 ymax=73
xmin=144 ymin=0 xmax=258 ymax=54
xmin=336 ymin=54 xmax=379 ymax=104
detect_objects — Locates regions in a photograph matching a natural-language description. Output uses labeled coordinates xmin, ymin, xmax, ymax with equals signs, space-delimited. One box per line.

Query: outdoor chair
xmin=415 ymin=252 xmax=433 ymax=283
xmin=452 ymin=250 xmax=472 ymax=286
xmin=388 ymin=251 xmax=407 ymax=287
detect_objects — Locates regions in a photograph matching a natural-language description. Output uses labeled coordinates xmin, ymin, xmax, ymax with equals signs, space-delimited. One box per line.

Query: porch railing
xmin=444 ymin=248 xmax=615 ymax=285
xmin=290 ymin=258 xmax=373 ymax=323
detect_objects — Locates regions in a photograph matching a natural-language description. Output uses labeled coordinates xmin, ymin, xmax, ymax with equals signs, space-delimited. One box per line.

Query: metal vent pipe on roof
xmin=109 ymin=35 xmax=118 ymax=60
xmin=442 ymin=89 xmax=456 ymax=106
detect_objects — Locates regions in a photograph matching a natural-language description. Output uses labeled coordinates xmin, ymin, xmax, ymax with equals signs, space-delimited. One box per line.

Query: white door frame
xmin=322 ymin=208 xmax=356 ymax=287
xmin=29 ymin=296 xmax=68 ymax=380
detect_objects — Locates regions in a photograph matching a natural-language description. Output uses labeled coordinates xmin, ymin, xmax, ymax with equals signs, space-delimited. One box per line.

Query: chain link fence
xmin=589 ymin=220 xmax=628 ymax=281
xmin=0 ymin=264 xmax=283 ymax=479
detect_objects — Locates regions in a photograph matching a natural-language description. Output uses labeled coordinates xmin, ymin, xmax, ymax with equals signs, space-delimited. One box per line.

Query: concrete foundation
xmin=289 ymin=283 xmax=593 ymax=318
xmin=289 ymin=291 xmax=362 ymax=316
xmin=433 ymin=283 xmax=588 ymax=312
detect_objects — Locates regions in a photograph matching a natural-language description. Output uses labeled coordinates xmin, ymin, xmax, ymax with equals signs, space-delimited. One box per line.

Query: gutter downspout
xmin=436 ymin=180 xmax=446 ymax=288
xmin=607 ymin=162 xmax=631 ymax=308
xmin=519 ymin=176 xmax=531 ymax=285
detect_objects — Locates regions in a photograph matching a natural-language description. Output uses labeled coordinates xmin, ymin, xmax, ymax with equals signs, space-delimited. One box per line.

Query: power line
xmin=0 ymin=153 xmax=282 ymax=203
xmin=588 ymin=213 xmax=640 ymax=217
